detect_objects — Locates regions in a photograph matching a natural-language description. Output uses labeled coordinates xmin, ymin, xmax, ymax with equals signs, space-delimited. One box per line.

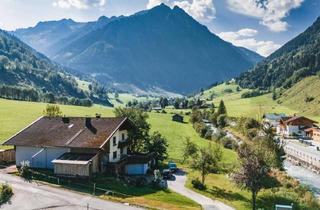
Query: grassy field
xmin=0 ymin=98 xmax=202 ymax=210
xmin=148 ymin=112 xmax=237 ymax=165
xmin=199 ymin=81 xmax=320 ymax=122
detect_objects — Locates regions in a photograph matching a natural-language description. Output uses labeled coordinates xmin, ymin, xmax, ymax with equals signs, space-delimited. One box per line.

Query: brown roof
xmin=3 ymin=116 xmax=131 ymax=149
xmin=283 ymin=116 xmax=318 ymax=124
xmin=305 ymin=127 xmax=320 ymax=132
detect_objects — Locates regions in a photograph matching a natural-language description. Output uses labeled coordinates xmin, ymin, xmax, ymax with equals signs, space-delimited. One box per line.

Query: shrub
xmin=135 ymin=177 xmax=148 ymax=187
xmin=161 ymin=109 xmax=167 ymax=114
xmin=19 ymin=161 xmax=32 ymax=181
xmin=223 ymin=89 xmax=233 ymax=94
xmin=305 ymin=96 xmax=315 ymax=103
xmin=220 ymin=137 xmax=238 ymax=150
xmin=191 ymin=178 xmax=206 ymax=190
xmin=0 ymin=184 xmax=13 ymax=204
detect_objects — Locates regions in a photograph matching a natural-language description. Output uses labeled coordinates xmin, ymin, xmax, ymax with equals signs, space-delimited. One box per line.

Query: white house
xmin=277 ymin=116 xmax=317 ymax=138
xmin=3 ymin=116 xmax=154 ymax=177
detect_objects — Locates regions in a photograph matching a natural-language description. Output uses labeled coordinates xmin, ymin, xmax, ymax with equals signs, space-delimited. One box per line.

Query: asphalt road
xmin=0 ymin=172 xmax=143 ymax=210
xmin=167 ymin=171 xmax=234 ymax=210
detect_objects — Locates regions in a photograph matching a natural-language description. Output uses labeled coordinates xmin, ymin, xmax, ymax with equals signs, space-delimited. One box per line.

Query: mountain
xmin=14 ymin=4 xmax=263 ymax=94
xmin=0 ymin=29 xmax=108 ymax=106
xmin=14 ymin=16 xmax=119 ymax=57
xmin=238 ymin=17 xmax=320 ymax=90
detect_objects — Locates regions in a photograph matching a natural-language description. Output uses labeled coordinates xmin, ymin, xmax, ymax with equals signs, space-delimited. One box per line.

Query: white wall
xmin=16 ymin=146 xmax=69 ymax=169
xmin=108 ymin=130 xmax=128 ymax=163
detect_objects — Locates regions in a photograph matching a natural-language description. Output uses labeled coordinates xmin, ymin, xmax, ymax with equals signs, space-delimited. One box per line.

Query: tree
xmin=217 ymin=100 xmax=227 ymax=115
xmin=43 ymin=104 xmax=62 ymax=117
xmin=217 ymin=114 xmax=227 ymax=128
xmin=182 ymin=137 xmax=199 ymax=163
xmin=191 ymin=143 xmax=222 ymax=185
xmin=114 ymin=107 xmax=150 ymax=153
xmin=147 ymin=132 xmax=168 ymax=165
xmin=232 ymin=143 xmax=271 ymax=210
xmin=159 ymin=97 xmax=168 ymax=108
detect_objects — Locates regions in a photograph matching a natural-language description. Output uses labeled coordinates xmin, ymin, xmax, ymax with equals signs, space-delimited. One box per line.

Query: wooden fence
xmin=0 ymin=149 xmax=15 ymax=163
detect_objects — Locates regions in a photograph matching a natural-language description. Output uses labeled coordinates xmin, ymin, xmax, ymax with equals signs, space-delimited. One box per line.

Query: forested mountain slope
xmin=238 ymin=17 xmax=320 ymax=90
xmin=15 ymin=4 xmax=263 ymax=94
xmin=0 ymin=29 xmax=104 ymax=106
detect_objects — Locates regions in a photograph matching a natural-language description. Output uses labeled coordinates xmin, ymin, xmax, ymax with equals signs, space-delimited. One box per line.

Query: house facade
xmin=305 ymin=127 xmax=320 ymax=142
xmin=263 ymin=113 xmax=287 ymax=128
xmin=277 ymin=116 xmax=317 ymax=138
xmin=3 ymin=116 xmax=154 ymax=177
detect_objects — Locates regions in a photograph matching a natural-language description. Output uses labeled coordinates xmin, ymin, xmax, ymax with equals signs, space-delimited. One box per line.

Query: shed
xmin=172 ymin=114 xmax=184 ymax=123
xmin=52 ymin=153 xmax=99 ymax=177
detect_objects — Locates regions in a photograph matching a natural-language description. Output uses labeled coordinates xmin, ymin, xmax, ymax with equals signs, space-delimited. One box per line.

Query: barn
xmin=172 ymin=114 xmax=184 ymax=123
xmin=3 ymin=116 xmax=155 ymax=177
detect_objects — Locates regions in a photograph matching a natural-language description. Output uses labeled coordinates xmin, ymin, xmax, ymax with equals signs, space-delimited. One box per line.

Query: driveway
xmin=0 ymin=172 xmax=143 ymax=210
xmin=167 ymin=171 xmax=234 ymax=210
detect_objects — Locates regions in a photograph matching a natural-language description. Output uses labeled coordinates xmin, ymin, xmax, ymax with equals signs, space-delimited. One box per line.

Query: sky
xmin=0 ymin=0 xmax=319 ymax=57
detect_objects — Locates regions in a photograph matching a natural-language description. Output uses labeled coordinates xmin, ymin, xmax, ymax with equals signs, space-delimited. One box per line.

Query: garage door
xmin=125 ymin=164 xmax=146 ymax=175
xmin=16 ymin=146 xmax=69 ymax=169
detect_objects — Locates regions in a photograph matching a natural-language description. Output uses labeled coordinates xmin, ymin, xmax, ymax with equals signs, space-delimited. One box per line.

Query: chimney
xmin=85 ymin=117 xmax=92 ymax=128
xmin=95 ymin=113 xmax=101 ymax=119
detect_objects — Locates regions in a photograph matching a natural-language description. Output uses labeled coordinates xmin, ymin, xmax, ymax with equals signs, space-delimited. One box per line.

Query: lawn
xmin=148 ymin=112 xmax=237 ymax=165
xmin=186 ymin=170 xmax=320 ymax=210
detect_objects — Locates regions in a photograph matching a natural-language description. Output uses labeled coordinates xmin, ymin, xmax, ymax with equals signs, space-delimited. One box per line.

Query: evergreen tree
xmin=217 ymin=100 xmax=227 ymax=115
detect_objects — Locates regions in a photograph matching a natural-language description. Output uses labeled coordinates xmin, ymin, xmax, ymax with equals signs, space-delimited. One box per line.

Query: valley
xmin=1 ymin=1 xmax=320 ymax=210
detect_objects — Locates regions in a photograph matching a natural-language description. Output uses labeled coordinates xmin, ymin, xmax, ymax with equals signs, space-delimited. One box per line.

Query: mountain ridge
xmin=14 ymin=4 xmax=263 ymax=94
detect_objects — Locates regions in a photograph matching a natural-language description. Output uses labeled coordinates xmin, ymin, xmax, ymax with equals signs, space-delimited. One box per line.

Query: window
xmin=113 ymin=151 xmax=117 ymax=159
xmin=122 ymin=133 xmax=125 ymax=141
xmin=113 ymin=136 xmax=117 ymax=146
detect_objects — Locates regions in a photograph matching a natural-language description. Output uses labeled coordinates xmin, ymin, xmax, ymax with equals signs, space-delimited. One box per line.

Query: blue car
xmin=168 ymin=161 xmax=178 ymax=172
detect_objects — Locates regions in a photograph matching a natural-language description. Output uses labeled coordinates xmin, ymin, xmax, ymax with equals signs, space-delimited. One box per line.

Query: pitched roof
xmin=263 ymin=113 xmax=286 ymax=120
xmin=3 ymin=116 xmax=131 ymax=149
xmin=284 ymin=116 xmax=318 ymax=124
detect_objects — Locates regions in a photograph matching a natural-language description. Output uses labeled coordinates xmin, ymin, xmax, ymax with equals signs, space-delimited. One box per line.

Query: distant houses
xmin=263 ymin=113 xmax=287 ymax=128
xmin=172 ymin=114 xmax=184 ymax=123
xmin=276 ymin=115 xmax=318 ymax=138
xmin=3 ymin=116 xmax=155 ymax=177
xmin=305 ymin=127 xmax=320 ymax=142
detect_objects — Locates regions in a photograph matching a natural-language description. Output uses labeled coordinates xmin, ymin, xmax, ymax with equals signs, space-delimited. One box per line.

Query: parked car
xmin=168 ymin=161 xmax=178 ymax=172
xmin=162 ymin=169 xmax=173 ymax=180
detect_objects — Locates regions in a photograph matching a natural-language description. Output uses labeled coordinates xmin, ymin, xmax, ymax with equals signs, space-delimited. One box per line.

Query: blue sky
xmin=0 ymin=0 xmax=319 ymax=56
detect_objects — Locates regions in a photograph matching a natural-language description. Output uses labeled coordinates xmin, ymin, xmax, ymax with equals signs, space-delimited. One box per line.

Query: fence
xmin=30 ymin=170 xmax=131 ymax=198
xmin=0 ymin=149 xmax=15 ymax=163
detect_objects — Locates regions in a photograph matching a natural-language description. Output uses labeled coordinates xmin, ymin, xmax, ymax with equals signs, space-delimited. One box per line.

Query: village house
xmin=305 ymin=127 xmax=320 ymax=142
xmin=277 ymin=116 xmax=318 ymax=138
xmin=3 ymin=116 xmax=155 ymax=177
xmin=263 ymin=113 xmax=287 ymax=128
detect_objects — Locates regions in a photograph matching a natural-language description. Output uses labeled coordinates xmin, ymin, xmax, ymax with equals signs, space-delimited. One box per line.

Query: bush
xmin=135 ymin=177 xmax=148 ymax=187
xmin=161 ymin=110 xmax=167 ymax=114
xmin=0 ymin=184 xmax=13 ymax=204
xmin=191 ymin=178 xmax=206 ymax=190
xmin=223 ymin=89 xmax=233 ymax=94
xmin=19 ymin=161 xmax=32 ymax=181
xmin=220 ymin=137 xmax=238 ymax=150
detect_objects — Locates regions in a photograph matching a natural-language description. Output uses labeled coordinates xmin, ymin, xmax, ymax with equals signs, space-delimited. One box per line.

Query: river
xmin=284 ymin=160 xmax=320 ymax=197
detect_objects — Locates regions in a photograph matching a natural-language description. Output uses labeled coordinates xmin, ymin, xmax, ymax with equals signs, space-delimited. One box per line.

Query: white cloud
xmin=53 ymin=0 xmax=106 ymax=10
xmin=218 ymin=28 xmax=281 ymax=56
xmin=226 ymin=0 xmax=305 ymax=32
xmin=146 ymin=0 xmax=216 ymax=22
xmin=147 ymin=0 xmax=170 ymax=9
